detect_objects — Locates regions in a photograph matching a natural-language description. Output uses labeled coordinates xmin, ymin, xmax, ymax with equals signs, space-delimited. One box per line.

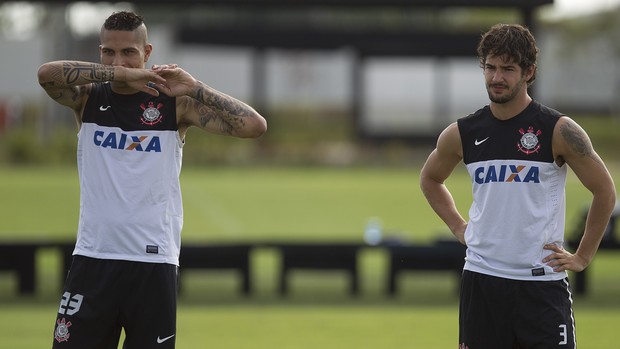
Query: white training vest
xmin=74 ymin=82 xmax=183 ymax=265
xmin=458 ymin=101 xmax=568 ymax=281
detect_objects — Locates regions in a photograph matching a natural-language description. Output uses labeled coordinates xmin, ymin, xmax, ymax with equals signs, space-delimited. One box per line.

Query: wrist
xmin=112 ymin=66 xmax=125 ymax=82
xmin=190 ymin=80 xmax=206 ymax=99
xmin=574 ymin=250 xmax=592 ymax=267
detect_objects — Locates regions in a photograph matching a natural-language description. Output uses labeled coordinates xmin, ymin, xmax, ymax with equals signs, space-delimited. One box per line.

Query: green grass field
xmin=0 ymin=165 xmax=618 ymax=348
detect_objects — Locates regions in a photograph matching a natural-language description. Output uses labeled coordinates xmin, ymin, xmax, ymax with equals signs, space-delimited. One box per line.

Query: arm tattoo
xmin=195 ymin=103 xmax=234 ymax=135
xmin=559 ymin=122 xmax=592 ymax=157
xmin=39 ymin=81 xmax=62 ymax=100
xmin=62 ymin=62 xmax=114 ymax=84
xmin=192 ymin=81 xmax=248 ymax=134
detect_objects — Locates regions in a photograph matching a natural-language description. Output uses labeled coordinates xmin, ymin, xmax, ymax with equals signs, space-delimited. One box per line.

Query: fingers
xmin=543 ymin=244 xmax=564 ymax=260
xmin=543 ymin=243 xmax=562 ymax=252
xmin=151 ymin=64 xmax=178 ymax=71
xmin=145 ymin=81 xmax=174 ymax=97
xmin=144 ymin=85 xmax=160 ymax=97
xmin=542 ymin=244 xmax=586 ymax=272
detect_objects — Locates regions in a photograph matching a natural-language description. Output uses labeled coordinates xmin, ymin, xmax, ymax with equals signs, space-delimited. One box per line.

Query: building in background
xmin=1 ymin=2 xmax=619 ymax=142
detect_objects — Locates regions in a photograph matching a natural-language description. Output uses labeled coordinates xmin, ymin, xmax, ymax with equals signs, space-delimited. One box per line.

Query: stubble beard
xmin=487 ymin=78 xmax=525 ymax=104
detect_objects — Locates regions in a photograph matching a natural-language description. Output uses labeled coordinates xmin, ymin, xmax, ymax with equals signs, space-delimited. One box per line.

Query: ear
xmin=144 ymin=43 xmax=153 ymax=63
xmin=526 ymin=64 xmax=536 ymax=81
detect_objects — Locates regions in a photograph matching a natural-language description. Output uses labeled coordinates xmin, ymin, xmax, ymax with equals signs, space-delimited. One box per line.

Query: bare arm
xmin=37 ymin=61 xmax=112 ymax=114
xmin=151 ymin=65 xmax=266 ymax=139
xmin=420 ymin=122 xmax=468 ymax=244
xmin=183 ymin=80 xmax=267 ymax=138
xmin=37 ymin=61 xmax=167 ymax=115
xmin=544 ymin=116 xmax=616 ymax=272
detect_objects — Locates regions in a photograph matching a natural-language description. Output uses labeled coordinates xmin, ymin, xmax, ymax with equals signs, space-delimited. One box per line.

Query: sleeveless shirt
xmin=457 ymin=100 xmax=568 ymax=280
xmin=74 ymin=82 xmax=184 ymax=265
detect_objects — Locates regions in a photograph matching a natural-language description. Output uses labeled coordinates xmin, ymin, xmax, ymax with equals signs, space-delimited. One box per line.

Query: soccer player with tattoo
xmin=38 ymin=11 xmax=266 ymax=349
xmin=420 ymin=24 xmax=616 ymax=348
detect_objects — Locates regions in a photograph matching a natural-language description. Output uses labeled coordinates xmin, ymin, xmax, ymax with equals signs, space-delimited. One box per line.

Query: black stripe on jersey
xmin=458 ymin=101 xmax=562 ymax=164
xmin=82 ymin=82 xmax=178 ymax=132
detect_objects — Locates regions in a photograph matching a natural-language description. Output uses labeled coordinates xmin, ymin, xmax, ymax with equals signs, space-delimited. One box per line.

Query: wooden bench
xmin=0 ymin=241 xmax=74 ymax=295
xmin=178 ymin=244 xmax=254 ymax=295
xmin=568 ymin=203 xmax=619 ymax=294
xmin=275 ymin=243 xmax=362 ymax=296
xmin=0 ymin=242 xmax=255 ymax=296
xmin=0 ymin=242 xmax=40 ymax=294
xmin=386 ymin=239 xmax=466 ymax=296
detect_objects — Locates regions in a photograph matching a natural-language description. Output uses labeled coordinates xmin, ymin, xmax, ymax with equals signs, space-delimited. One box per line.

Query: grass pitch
xmin=0 ymin=165 xmax=618 ymax=348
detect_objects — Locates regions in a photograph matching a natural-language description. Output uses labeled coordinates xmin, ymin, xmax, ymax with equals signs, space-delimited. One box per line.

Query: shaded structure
xmin=9 ymin=0 xmax=554 ymax=140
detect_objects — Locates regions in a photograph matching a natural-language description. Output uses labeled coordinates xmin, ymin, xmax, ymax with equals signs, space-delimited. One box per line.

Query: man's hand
xmin=149 ymin=64 xmax=197 ymax=97
xmin=120 ymin=67 xmax=168 ymax=97
xmin=543 ymin=244 xmax=589 ymax=272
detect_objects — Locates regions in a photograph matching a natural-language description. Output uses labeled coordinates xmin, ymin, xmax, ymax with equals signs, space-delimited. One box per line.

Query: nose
xmin=491 ymin=70 xmax=504 ymax=82
xmin=111 ymin=54 xmax=125 ymax=67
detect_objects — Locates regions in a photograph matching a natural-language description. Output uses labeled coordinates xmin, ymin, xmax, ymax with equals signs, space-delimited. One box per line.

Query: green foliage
xmin=0 ymin=127 xmax=77 ymax=165
xmin=2 ymin=111 xmax=619 ymax=166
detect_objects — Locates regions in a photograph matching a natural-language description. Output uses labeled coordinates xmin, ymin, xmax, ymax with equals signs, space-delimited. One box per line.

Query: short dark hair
xmin=477 ymin=23 xmax=539 ymax=85
xmin=103 ymin=11 xmax=144 ymax=31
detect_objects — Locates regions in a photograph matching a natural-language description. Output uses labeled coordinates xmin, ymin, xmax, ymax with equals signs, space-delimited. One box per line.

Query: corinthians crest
xmin=140 ymin=101 xmax=164 ymax=126
xmin=54 ymin=318 xmax=72 ymax=343
xmin=517 ymin=126 xmax=542 ymax=154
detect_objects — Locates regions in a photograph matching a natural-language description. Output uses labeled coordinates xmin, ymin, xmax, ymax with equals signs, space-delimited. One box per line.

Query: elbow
xmin=606 ymin=187 xmax=617 ymax=211
xmin=602 ymin=177 xmax=617 ymax=207
xmin=593 ymin=179 xmax=617 ymax=213
xmin=253 ymin=116 xmax=268 ymax=138
xmin=419 ymin=168 xmax=435 ymax=193
xmin=37 ymin=62 xmax=58 ymax=87
xmin=239 ymin=114 xmax=267 ymax=138
xmin=37 ymin=63 xmax=50 ymax=86
xmin=419 ymin=174 xmax=434 ymax=199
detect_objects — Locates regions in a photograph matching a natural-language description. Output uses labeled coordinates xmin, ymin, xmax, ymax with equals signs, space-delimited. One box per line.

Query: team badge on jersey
xmin=54 ymin=318 xmax=72 ymax=343
xmin=140 ymin=101 xmax=165 ymax=126
xmin=517 ymin=126 xmax=542 ymax=155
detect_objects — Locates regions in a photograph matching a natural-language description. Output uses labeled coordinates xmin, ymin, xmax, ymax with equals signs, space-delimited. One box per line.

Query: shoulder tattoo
xmin=559 ymin=121 xmax=592 ymax=157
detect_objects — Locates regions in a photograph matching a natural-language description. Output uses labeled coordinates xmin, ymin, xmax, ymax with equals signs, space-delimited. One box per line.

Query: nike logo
xmin=157 ymin=334 xmax=175 ymax=344
xmin=474 ymin=137 xmax=490 ymax=146
xmin=99 ymin=105 xmax=111 ymax=111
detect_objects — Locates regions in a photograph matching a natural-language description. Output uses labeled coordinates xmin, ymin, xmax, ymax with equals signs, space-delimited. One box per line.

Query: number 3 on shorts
xmin=559 ymin=324 xmax=567 ymax=345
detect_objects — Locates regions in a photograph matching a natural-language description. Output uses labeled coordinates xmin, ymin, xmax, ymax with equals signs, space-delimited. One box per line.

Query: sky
xmin=544 ymin=0 xmax=620 ymax=19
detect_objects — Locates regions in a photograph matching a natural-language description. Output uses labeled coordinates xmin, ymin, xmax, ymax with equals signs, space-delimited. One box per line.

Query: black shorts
xmin=459 ymin=270 xmax=576 ymax=349
xmin=52 ymin=255 xmax=178 ymax=349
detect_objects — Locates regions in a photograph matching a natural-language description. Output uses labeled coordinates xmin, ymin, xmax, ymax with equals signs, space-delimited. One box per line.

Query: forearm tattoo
xmin=62 ymin=62 xmax=114 ymax=84
xmin=559 ymin=122 xmax=592 ymax=157
xmin=192 ymin=81 xmax=249 ymax=134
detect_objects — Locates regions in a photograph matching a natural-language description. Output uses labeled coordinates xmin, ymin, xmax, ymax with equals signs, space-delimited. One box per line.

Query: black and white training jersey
xmin=457 ymin=100 xmax=568 ymax=281
xmin=74 ymin=82 xmax=183 ymax=265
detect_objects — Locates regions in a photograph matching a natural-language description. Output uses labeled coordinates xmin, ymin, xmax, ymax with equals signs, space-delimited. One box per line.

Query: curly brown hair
xmin=477 ymin=24 xmax=539 ymax=86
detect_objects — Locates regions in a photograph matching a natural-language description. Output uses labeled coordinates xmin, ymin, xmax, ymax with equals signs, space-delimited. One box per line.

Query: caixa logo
xmin=93 ymin=130 xmax=161 ymax=152
xmin=474 ymin=164 xmax=540 ymax=184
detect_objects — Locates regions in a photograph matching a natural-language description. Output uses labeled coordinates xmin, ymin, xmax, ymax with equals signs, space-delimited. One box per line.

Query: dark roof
xmin=12 ymin=0 xmax=552 ymax=6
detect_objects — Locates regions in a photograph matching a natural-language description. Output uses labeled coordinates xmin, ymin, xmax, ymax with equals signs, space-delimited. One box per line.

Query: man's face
xmin=99 ymin=29 xmax=151 ymax=69
xmin=483 ymin=54 xmax=531 ymax=104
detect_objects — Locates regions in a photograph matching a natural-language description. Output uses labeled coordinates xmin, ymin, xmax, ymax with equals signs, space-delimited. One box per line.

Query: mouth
xmin=490 ymin=84 xmax=507 ymax=93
